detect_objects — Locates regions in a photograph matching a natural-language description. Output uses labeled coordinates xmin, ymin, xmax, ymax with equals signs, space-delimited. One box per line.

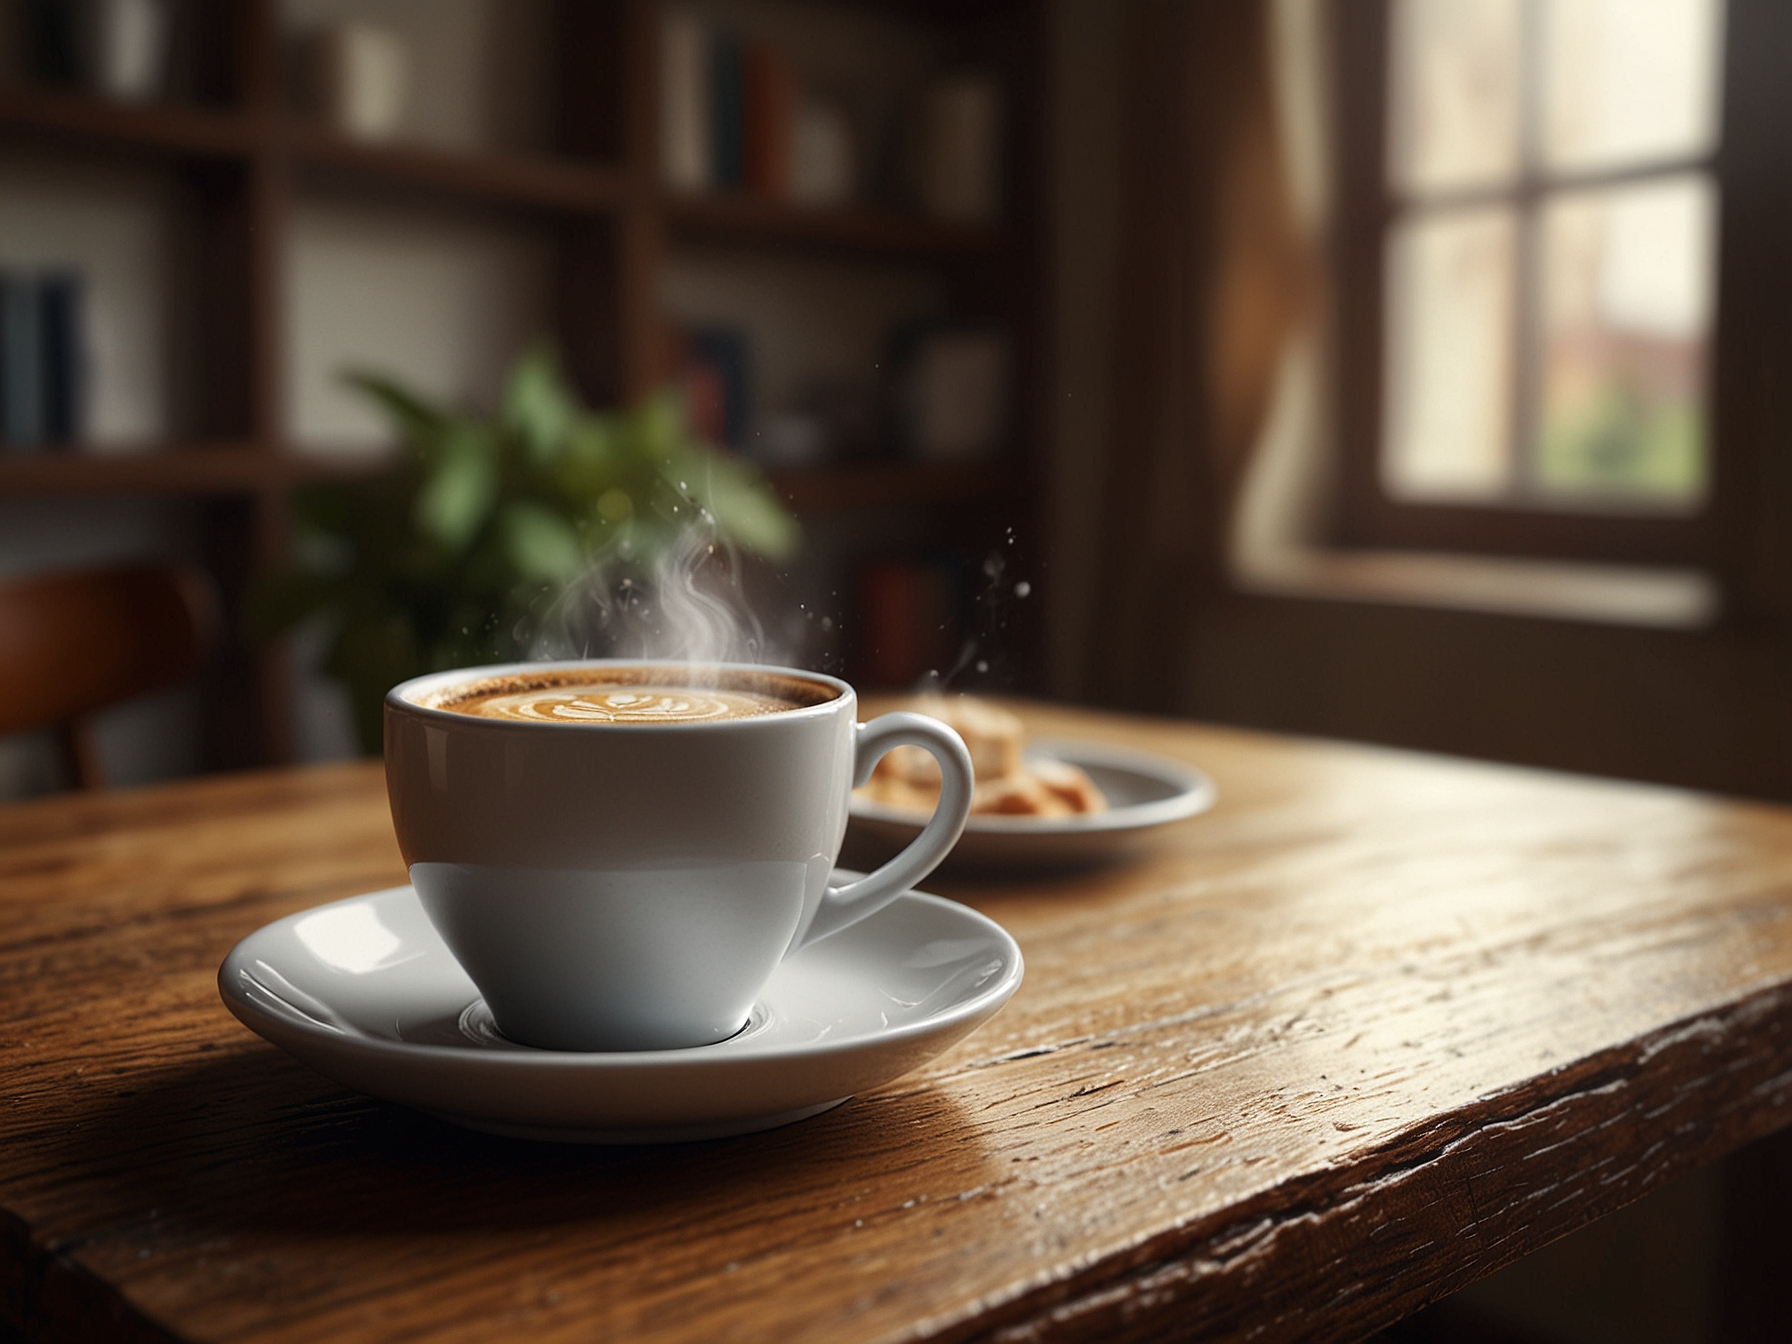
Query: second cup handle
xmin=793 ymin=711 xmax=974 ymax=951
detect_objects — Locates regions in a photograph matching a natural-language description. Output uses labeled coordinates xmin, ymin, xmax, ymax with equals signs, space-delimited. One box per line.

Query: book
xmin=660 ymin=10 xmax=711 ymax=192
xmin=39 ymin=273 xmax=84 ymax=443
xmin=1 ymin=274 xmax=46 ymax=449
xmin=679 ymin=327 xmax=750 ymax=449
xmin=744 ymin=42 xmax=794 ymax=199
xmin=0 ymin=271 xmax=87 ymax=449
xmin=709 ymin=28 xmax=746 ymax=192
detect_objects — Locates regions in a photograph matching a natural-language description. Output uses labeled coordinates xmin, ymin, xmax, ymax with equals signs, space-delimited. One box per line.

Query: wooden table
xmin=4 ymin=702 xmax=1792 ymax=1343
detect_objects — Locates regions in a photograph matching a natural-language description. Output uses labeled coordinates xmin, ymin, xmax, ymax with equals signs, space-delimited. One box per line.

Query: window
xmin=1332 ymin=0 xmax=1727 ymax=563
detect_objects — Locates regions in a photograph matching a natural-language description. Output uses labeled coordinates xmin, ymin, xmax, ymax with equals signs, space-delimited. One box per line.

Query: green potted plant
xmin=255 ymin=345 xmax=799 ymax=753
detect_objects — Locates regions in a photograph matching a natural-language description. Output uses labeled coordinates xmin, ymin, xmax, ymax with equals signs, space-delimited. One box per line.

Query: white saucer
xmin=218 ymin=883 xmax=1023 ymax=1143
xmin=849 ymin=739 xmax=1216 ymax=872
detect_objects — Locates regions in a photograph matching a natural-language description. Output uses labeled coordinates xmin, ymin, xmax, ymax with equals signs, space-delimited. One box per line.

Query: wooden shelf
xmin=0 ymin=445 xmax=1004 ymax=515
xmin=768 ymin=459 xmax=1007 ymax=511
xmin=0 ymin=444 xmax=378 ymax=495
xmin=0 ymin=86 xmax=254 ymax=159
xmin=0 ymin=90 xmax=997 ymax=254
xmin=666 ymin=192 xmax=997 ymax=260
xmin=284 ymin=126 xmax=628 ymax=217
xmin=0 ymin=91 xmax=627 ymax=218
xmin=0 ymin=1 xmax=1043 ymax=760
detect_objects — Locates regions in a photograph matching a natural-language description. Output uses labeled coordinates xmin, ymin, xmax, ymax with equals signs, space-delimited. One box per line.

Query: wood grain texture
xmin=4 ymin=705 xmax=1792 ymax=1342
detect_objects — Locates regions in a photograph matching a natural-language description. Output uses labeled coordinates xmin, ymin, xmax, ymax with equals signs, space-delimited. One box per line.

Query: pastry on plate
xmin=860 ymin=696 xmax=1108 ymax=818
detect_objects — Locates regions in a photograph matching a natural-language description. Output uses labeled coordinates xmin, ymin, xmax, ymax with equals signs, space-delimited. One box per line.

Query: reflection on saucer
xmin=220 ymin=884 xmax=1023 ymax=1143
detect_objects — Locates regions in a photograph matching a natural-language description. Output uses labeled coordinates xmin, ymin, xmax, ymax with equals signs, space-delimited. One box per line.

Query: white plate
xmin=219 ymin=884 xmax=1023 ymax=1144
xmin=847 ymin=739 xmax=1216 ymax=873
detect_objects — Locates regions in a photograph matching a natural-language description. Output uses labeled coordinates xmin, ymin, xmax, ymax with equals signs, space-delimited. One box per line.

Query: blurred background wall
xmin=3 ymin=0 xmax=1790 ymax=802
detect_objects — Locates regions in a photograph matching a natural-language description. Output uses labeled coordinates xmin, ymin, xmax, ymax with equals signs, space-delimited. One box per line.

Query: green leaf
xmin=502 ymin=345 xmax=576 ymax=466
xmin=415 ymin=423 xmax=498 ymax=550
xmin=554 ymin=415 xmax=622 ymax=494
xmin=341 ymin=372 xmax=449 ymax=446
xmin=500 ymin=500 xmax=586 ymax=583
xmin=281 ymin=349 xmax=802 ymax=751
xmin=629 ymin=389 xmax=685 ymax=461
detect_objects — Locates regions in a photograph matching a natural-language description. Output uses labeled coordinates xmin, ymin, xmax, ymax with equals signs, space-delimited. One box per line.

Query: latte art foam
xmin=445 ymin=683 xmax=797 ymax=724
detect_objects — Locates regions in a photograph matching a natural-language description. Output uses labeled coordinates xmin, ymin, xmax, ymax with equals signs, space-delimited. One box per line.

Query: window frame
xmin=1328 ymin=0 xmax=1734 ymax=567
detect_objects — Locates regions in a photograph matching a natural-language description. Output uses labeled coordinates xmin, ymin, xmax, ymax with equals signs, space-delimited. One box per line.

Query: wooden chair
xmin=0 ymin=562 xmax=221 ymax=790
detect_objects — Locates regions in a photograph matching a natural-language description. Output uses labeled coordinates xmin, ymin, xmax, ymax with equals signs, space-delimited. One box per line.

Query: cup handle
xmin=793 ymin=711 xmax=974 ymax=951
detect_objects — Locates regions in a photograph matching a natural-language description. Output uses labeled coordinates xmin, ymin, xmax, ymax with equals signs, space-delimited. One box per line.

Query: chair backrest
xmin=0 ymin=562 xmax=220 ymax=788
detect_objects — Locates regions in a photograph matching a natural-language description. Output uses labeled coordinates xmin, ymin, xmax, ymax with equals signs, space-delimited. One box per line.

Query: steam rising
xmin=524 ymin=515 xmax=1036 ymax=691
xmin=531 ymin=526 xmax=777 ymax=676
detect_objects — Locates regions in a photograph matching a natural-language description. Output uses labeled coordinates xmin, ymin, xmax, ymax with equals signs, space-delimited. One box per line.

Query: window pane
xmin=1384 ymin=207 xmax=1518 ymax=500
xmin=1536 ymin=175 xmax=1714 ymax=503
xmin=1542 ymin=0 xmax=1723 ymax=174
xmin=1389 ymin=0 xmax=1522 ymax=196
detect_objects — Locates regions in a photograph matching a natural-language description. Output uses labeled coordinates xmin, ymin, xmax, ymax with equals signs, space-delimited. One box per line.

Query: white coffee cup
xmin=385 ymin=660 xmax=973 ymax=1051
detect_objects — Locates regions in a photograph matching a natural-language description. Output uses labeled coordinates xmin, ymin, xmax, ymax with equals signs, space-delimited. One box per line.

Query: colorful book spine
xmin=663 ymin=19 xmax=804 ymax=202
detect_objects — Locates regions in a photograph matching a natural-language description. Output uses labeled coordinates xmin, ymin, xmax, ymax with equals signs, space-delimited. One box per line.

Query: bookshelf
xmin=0 ymin=0 xmax=1044 ymax=769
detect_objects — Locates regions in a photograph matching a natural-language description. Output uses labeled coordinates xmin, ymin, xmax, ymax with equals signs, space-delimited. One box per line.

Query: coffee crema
xmin=440 ymin=682 xmax=803 ymax=724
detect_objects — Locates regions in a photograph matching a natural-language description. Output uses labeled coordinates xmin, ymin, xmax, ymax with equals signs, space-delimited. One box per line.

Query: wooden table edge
xmin=920 ymin=980 xmax=1792 ymax=1344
